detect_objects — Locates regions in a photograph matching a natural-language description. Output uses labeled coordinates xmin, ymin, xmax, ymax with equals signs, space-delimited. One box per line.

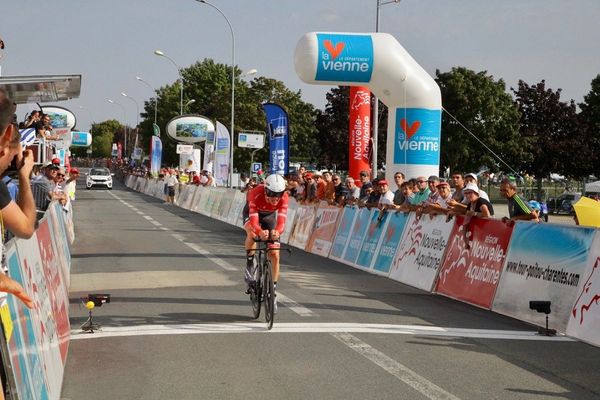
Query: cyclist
xmin=243 ymin=174 xmax=289 ymax=313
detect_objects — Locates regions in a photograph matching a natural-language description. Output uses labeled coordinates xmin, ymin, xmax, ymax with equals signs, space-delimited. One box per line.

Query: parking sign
xmin=252 ymin=163 xmax=262 ymax=172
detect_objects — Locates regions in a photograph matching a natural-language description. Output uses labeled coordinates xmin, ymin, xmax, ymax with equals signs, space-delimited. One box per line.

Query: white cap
xmin=463 ymin=183 xmax=479 ymax=194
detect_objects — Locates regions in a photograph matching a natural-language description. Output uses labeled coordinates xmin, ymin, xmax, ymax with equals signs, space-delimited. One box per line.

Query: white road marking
xmin=136 ymin=211 xmax=144 ymax=216
xmin=150 ymin=220 xmax=162 ymax=227
xmin=70 ymin=322 xmax=574 ymax=341
xmin=332 ymin=332 xmax=462 ymax=400
xmin=143 ymin=215 xmax=154 ymax=221
xmin=276 ymin=293 xmax=316 ymax=317
xmin=171 ymin=233 xmax=186 ymax=241
xmin=183 ymin=242 xmax=237 ymax=271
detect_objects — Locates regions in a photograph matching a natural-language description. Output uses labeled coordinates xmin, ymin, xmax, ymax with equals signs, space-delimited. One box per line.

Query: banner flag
xmin=204 ymin=129 xmax=215 ymax=174
xmin=493 ymin=222 xmax=595 ymax=332
xmin=19 ymin=128 xmax=37 ymax=146
xmin=348 ymin=86 xmax=371 ymax=182
xmin=215 ymin=121 xmax=230 ymax=186
xmin=389 ymin=214 xmax=453 ymax=291
xmin=262 ymin=103 xmax=289 ymax=175
xmin=150 ymin=136 xmax=162 ymax=176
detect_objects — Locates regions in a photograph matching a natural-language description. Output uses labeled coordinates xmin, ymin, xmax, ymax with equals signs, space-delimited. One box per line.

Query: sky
xmin=1 ymin=0 xmax=599 ymax=133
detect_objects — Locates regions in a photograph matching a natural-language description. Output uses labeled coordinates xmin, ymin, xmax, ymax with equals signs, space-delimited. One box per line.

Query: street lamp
xmin=184 ymin=99 xmax=196 ymax=112
xmin=373 ymin=0 xmax=402 ymax=179
xmin=121 ymin=92 xmax=140 ymax=149
xmin=107 ymin=99 xmax=128 ymax=157
xmin=196 ymin=0 xmax=237 ymax=187
xmin=78 ymin=105 xmax=93 ymax=135
xmin=136 ymin=75 xmax=158 ymax=125
xmin=154 ymin=49 xmax=184 ymax=115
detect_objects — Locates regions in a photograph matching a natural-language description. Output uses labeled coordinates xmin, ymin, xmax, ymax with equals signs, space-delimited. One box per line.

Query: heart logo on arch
xmin=400 ymin=119 xmax=421 ymax=139
xmin=323 ymin=40 xmax=345 ymax=60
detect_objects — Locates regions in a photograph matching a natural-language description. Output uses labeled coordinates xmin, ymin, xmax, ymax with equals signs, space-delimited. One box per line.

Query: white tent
xmin=585 ymin=181 xmax=600 ymax=193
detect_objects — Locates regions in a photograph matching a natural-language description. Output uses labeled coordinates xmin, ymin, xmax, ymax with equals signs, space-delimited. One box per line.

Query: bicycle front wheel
xmin=250 ymin=257 xmax=261 ymax=319
xmin=263 ymin=260 xmax=275 ymax=330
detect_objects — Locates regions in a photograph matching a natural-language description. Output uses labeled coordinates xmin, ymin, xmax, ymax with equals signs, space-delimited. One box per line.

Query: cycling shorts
xmin=242 ymin=203 xmax=276 ymax=231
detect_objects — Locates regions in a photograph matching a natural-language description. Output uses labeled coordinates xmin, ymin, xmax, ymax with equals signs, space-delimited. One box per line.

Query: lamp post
xmin=136 ymin=76 xmax=158 ymax=125
xmin=78 ymin=105 xmax=93 ymax=135
xmin=107 ymin=99 xmax=128 ymax=158
xmin=154 ymin=50 xmax=183 ymax=115
xmin=121 ymin=92 xmax=140 ymax=150
xmin=184 ymin=99 xmax=196 ymax=113
xmin=196 ymin=0 xmax=237 ymax=187
xmin=373 ymin=0 xmax=401 ymax=179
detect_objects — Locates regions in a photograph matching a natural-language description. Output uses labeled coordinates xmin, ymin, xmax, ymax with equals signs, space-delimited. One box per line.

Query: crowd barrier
xmin=0 ymin=202 xmax=74 ymax=400
xmin=125 ymin=176 xmax=600 ymax=348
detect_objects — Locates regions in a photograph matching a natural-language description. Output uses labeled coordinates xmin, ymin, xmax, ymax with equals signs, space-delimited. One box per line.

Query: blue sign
xmin=315 ymin=33 xmax=374 ymax=83
xmin=342 ymin=208 xmax=373 ymax=265
xmin=71 ymin=131 xmax=92 ymax=147
xmin=252 ymin=162 xmax=262 ymax=172
xmin=262 ymin=103 xmax=289 ymax=175
xmin=394 ymin=108 xmax=442 ymax=166
xmin=373 ymin=212 xmax=409 ymax=273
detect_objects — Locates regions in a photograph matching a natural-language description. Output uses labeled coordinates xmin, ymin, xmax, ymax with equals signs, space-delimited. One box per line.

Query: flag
xmin=19 ymin=128 xmax=36 ymax=146
xmin=214 ymin=121 xmax=230 ymax=186
xmin=203 ymin=129 xmax=215 ymax=176
xmin=262 ymin=103 xmax=289 ymax=175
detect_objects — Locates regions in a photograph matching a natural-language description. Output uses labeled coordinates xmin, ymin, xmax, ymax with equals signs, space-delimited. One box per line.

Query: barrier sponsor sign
xmin=567 ymin=231 xmax=600 ymax=346
xmin=289 ymin=205 xmax=317 ymax=249
xmin=493 ymin=223 xmax=595 ymax=332
xmin=373 ymin=211 xmax=409 ymax=274
xmin=330 ymin=206 xmax=359 ymax=261
xmin=342 ymin=207 xmax=373 ymax=266
xmin=306 ymin=205 xmax=342 ymax=257
xmin=389 ymin=214 xmax=453 ymax=291
xmin=356 ymin=210 xmax=389 ymax=270
xmin=436 ymin=217 xmax=513 ymax=309
xmin=280 ymin=198 xmax=299 ymax=244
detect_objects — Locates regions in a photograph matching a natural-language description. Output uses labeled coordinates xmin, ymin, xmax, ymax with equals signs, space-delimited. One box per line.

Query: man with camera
xmin=0 ymin=88 xmax=37 ymax=308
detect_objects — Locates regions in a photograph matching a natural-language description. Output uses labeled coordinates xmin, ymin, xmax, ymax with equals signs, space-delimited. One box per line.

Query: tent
xmin=585 ymin=180 xmax=600 ymax=193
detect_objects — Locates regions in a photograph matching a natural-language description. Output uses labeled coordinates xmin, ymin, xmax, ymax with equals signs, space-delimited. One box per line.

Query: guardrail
xmin=0 ymin=201 xmax=74 ymax=400
xmin=125 ymin=176 xmax=600 ymax=348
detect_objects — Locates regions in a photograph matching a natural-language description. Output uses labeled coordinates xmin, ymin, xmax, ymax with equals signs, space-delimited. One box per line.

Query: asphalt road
xmin=61 ymin=179 xmax=600 ymax=400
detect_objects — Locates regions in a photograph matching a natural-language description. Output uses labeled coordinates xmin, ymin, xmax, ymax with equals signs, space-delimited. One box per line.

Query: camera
xmin=4 ymin=151 xmax=26 ymax=175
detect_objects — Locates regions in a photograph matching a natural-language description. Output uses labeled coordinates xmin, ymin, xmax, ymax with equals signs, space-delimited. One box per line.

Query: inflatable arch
xmin=294 ymin=32 xmax=442 ymax=181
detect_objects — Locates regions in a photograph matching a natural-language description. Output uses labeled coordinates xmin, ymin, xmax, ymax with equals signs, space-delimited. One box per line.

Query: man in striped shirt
xmin=499 ymin=178 xmax=537 ymax=222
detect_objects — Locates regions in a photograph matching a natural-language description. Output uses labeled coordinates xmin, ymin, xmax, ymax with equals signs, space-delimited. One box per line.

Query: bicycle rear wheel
xmin=250 ymin=256 xmax=261 ymax=319
xmin=263 ymin=260 xmax=275 ymax=330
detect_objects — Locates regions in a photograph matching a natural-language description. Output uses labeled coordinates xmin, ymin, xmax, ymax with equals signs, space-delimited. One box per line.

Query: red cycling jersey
xmin=247 ymin=184 xmax=289 ymax=235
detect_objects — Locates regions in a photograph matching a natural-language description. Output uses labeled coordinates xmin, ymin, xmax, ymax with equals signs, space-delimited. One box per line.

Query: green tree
xmin=435 ymin=67 xmax=526 ymax=175
xmin=513 ymin=80 xmax=582 ymax=182
xmin=86 ymin=119 xmax=123 ymax=158
xmin=578 ymin=74 xmax=600 ymax=177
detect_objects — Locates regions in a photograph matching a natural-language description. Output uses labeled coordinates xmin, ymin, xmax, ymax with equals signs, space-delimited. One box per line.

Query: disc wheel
xmin=264 ymin=260 xmax=275 ymax=330
xmin=250 ymin=256 xmax=261 ymax=319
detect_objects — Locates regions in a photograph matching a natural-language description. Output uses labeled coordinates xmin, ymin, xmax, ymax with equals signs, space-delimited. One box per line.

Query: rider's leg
xmin=268 ymin=248 xmax=280 ymax=283
xmin=244 ymin=223 xmax=256 ymax=257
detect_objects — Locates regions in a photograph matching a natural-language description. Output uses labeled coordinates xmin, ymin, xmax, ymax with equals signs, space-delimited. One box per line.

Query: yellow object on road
xmin=573 ymin=196 xmax=600 ymax=227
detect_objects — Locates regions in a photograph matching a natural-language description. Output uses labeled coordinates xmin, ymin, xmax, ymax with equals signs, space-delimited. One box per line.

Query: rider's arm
xmin=247 ymin=188 xmax=263 ymax=236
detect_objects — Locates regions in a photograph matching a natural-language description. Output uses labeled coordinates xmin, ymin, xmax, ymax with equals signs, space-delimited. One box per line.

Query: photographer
xmin=0 ymin=88 xmax=36 ymax=308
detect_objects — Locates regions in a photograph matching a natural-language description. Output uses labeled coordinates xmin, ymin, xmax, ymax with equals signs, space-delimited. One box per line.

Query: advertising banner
xmin=165 ymin=115 xmax=214 ymax=144
xmin=348 ymin=86 xmax=371 ymax=181
xmin=71 ymin=131 xmax=92 ymax=147
xmin=330 ymin=206 xmax=359 ymax=261
xmin=306 ymin=205 xmax=342 ymax=257
xmin=342 ymin=207 xmax=373 ymax=266
xmin=41 ymin=105 xmax=76 ymax=137
xmin=204 ymin=130 xmax=215 ymax=175
xmin=388 ymin=213 xmax=452 ymax=290
xmin=567 ymin=231 xmax=600 ymax=346
xmin=356 ymin=210 xmax=388 ymax=271
xmin=262 ymin=103 xmax=289 ymax=176
xmin=373 ymin=211 xmax=410 ymax=274
xmin=436 ymin=216 xmax=513 ymax=309
xmin=314 ymin=33 xmax=374 ymax=83
xmin=493 ymin=223 xmax=595 ymax=332
xmin=289 ymin=205 xmax=317 ymax=250
xmin=280 ymin=198 xmax=299 ymax=244
xmin=214 ymin=121 xmax=230 ymax=186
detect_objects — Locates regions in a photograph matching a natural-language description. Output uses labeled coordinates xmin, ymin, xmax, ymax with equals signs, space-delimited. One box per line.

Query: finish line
xmin=71 ymin=322 xmax=574 ymax=341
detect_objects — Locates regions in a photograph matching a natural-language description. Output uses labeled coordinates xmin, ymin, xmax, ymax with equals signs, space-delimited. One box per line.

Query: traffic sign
xmin=252 ymin=162 xmax=262 ymax=173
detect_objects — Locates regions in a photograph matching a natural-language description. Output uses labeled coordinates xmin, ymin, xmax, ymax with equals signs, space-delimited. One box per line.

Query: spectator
xmin=239 ymin=172 xmax=249 ymax=189
xmin=450 ymin=172 xmax=465 ymax=202
xmin=392 ymin=172 xmax=406 ymax=206
xmin=242 ymin=177 xmax=257 ymax=193
xmin=463 ymin=183 xmax=494 ymax=218
xmin=364 ymin=179 xmax=381 ymax=209
xmin=332 ymin=174 xmax=347 ymax=206
xmin=344 ymin=177 xmax=360 ymax=206
xmin=315 ymin=173 xmax=327 ymax=202
xmin=358 ymin=170 xmax=372 ymax=203
xmin=377 ymin=179 xmax=395 ymax=210
xmin=20 ymin=110 xmax=40 ymax=129
xmin=425 ymin=180 xmax=452 ymax=215
xmin=499 ymin=178 xmax=537 ymax=223
xmin=303 ymin=172 xmax=317 ymax=204
xmin=410 ymin=176 xmax=431 ymax=206
xmin=32 ymin=163 xmax=67 ymax=212
xmin=322 ymin=171 xmax=335 ymax=204
xmin=286 ymin=173 xmax=301 ymax=199
xmin=165 ymin=170 xmax=178 ymax=204
xmin=425 ymin=175 xmax=441 ymax=204
xmin=464 ymin=173 xmax=490 ymax=201
xmin=0 ymin=88 xmax=36 ymax=307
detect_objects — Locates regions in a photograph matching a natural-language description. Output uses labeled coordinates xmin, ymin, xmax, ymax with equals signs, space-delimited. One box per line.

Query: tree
xmin=578 ymin=74 xmax=600 ymax=177
xmin=435 ymin=67 xmax=526 ymax=175
xmin=87 ymin=119 xmax=123 ymax=158
xmin=512 ymin=80 xmax=582 ymax=180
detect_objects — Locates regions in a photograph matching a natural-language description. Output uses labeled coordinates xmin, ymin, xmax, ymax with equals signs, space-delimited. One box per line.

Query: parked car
xmin=86 ymin=167 xmax=113 ymax=190
xmin=547 ymin=193 xmax=581 ymax=215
